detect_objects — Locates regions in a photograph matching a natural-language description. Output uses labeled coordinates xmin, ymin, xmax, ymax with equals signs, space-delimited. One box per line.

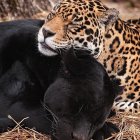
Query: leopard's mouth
xmin=40 ymin=42 xmax=57 ymax=53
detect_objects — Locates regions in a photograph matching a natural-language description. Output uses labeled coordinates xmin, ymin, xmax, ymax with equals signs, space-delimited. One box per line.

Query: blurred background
xmin=0 ymin=0 xmax=139 ymax=21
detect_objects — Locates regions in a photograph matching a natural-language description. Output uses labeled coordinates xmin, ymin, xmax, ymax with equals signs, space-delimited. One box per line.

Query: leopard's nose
xmin=42 ymin=28 xmax=55 ymax=38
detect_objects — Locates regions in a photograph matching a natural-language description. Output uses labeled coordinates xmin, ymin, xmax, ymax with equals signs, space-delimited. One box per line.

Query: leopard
xmin=37 ymin=0 xmax=140 ymax=113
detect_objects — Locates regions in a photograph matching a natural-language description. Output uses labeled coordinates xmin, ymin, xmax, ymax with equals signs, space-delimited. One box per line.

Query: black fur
xmin=44 ymin=48 xmax=122 ymax=140
xmin=0 ymin=19 xmax=61 ymax=90
xmin=0 ymin=19 xmax=61 ymax=133
xmin=0 ymin=61 xmax=52 ymax=133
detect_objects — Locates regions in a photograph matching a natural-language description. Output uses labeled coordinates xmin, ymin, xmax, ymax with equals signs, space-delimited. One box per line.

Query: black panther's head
xmin=44 ymin=47 xmax=123 ymax=140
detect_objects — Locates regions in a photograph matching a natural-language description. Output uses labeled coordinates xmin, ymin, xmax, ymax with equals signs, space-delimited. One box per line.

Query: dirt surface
xmin=0 ymin=1 xmax=139 ymax=21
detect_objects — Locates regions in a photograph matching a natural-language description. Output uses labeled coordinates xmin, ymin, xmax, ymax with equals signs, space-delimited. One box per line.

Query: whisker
xmin=41 ymin=102 xmax=59 ymax=123
xmin=44 ymin=114 xmax=54 ymax=123
xmin=88 ymin=123 xmax=95 ymax=137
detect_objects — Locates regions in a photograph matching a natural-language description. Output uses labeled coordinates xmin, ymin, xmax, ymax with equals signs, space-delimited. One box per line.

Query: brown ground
xmin=0 ymin=1 xmax=140 ymax=21
xmin=0 ymin=112 xmax=140 ymax=140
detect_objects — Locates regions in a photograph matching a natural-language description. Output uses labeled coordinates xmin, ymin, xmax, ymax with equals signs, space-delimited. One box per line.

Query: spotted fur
xmin=38 ymin=0 xmax=140 ymax=113
xmin=127 ymin=18 xmax=140 ymax=31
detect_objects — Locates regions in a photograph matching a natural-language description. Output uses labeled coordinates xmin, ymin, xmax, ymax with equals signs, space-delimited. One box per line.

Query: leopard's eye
xmin=71 ymin=16 xmax=84 ymax=26
xmin=46 ymin=12 xmax=55 ymax=21
xmin=72 ymin=14 xmax=77 ymax=20
xmin=67 ymin=21 xmax=84 ymax=29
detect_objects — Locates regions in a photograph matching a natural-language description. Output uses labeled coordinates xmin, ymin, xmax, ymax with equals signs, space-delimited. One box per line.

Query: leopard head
xmin=38 ymin=0 xmax=119 ymax=57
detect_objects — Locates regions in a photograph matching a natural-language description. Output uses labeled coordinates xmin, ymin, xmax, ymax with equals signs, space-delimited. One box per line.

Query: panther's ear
xmin=63 ymin=47 xmax=92 ymax=75
xmin=98 ymin=8 xmax=119 ymax=31
xmin=111 ymin=79 xmax=124 ymax=97
xmin=63 ymin=47 xmax=79 ymax=75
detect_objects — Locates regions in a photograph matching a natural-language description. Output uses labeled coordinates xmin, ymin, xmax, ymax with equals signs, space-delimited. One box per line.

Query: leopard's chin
xmin=38 ymin=43 xmax=58 ymax=56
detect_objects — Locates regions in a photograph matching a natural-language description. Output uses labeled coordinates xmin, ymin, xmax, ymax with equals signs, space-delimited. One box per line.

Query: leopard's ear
xmin=48 ymin=0 xmax=58 ymax=8
xmin=99 ymin=8 xmax=119 ymax=31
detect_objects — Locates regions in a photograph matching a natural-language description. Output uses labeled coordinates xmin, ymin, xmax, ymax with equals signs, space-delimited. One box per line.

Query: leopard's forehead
xmin=51 ymin=0 xmax=107 ymax=18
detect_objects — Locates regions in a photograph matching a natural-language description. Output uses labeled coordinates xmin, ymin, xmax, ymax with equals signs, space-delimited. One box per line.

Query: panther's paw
xmin=92 ymin=122 xmax=119 ymax=140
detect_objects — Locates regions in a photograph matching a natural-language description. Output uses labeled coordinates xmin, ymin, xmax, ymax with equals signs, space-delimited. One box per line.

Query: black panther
xmin=44 ymin=48 xmax=122 ymax=140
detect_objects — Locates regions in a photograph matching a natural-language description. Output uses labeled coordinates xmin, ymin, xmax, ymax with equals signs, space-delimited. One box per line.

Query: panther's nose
xmin=42 ymin=28 xmax=55 ymax=38
xmin=71 ymin=132 xmax=89 ymax=140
